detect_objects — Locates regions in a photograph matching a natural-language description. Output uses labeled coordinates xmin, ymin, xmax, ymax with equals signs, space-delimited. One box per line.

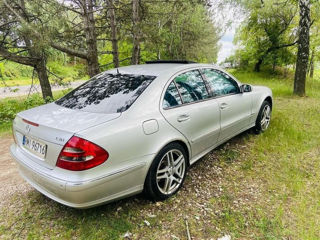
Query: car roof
xmin=106 ymin=63 xmax=186 ymax=76
xmin=106 ymin=63 xmax=223 ymax=77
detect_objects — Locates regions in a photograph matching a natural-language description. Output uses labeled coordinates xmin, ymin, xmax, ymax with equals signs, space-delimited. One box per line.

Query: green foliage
xmin=0 ymin=60 xmax=87 ymax=87
xmin=142 ymin=1 xmax=221 ymax=62
xmin=233 ymin=0 xmax=298 ymax=70
xmin=0 ymin=91 xmax=68 ymax=134
xmin=47 ymin=61 xmax=87 ymax=80
xmin=99 ymin=41 xmax=137 ymax=69
xmin=0 ymin=62 xmax=33 ymax=80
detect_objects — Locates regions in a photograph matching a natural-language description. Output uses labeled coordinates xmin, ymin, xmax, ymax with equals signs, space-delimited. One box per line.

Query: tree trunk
xmin=35 ymin=58 xmax=53 ymax=100
xmin=294 ymin=0 xmax=311 ymax=96
xmin=272 ymin=61 xmax=276 ymax=73
xmin=254 ymin=58 xmax=263 ymax=72
xmin=106 ymin=0 xmax=119 ymax=68
xmin=309 ymin=48 xmax=314 ymax=78
xmin=82 ymin=0 xmax=100 ymax=77
xmin=131 ymin=0 xmax=140 ymax=65
xmin=1 ymin=0 xmax=53 ymax=100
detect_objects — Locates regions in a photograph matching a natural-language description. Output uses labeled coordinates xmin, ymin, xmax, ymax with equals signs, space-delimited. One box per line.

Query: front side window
xmin=201 ymin=69 xmax=240 ymax=97
xmin=174 ymin=70 xmax=209 ymax=104
xmin=163 ymin=82 xmax=182 ymax=109
xmin=56 ymin=73 xmax=156 ymax=113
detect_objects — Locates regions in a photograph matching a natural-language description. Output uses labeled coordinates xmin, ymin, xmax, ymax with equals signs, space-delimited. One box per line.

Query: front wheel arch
xmin=264 ymin=96 xmax=273 ymax=109
xmin=254 ymin=100 xmax=272 ymax=134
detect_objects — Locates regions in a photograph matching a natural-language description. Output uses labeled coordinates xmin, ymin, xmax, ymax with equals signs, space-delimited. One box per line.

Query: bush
xmin=0 ymin=90 xmax=69 ymax=134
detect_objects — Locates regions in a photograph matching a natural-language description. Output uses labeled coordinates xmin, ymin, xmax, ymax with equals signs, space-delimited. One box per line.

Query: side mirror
xmin=240 ymin=84 xmax=252 ymax=93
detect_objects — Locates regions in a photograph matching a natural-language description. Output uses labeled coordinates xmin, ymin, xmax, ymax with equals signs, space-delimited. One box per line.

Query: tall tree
xmin=234 ymin=0 xmax=297 ymax=72
xmin=106 ymin=0 xmax=119 ymax=68
xmin=131 ymin=0 xmax=140 ymax=64
xmin=0 ymin=0 xmax=53 ymax=99
xmin=308 ymin=4 xmax=320 ymax=79
xmin=142 ymin=0 xmax=221 ymax=62
xmin=294 ymin=0 xmax=311 ymax=96
xmin=50 ymin=0 xmax=101 ymax=77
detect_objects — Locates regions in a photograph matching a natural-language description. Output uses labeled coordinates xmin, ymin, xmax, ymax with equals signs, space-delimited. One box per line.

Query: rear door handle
xmin=220 ymin=103 xmax=228 ymax=110
xmin=177 ymin=114 xmax=190 ymax=122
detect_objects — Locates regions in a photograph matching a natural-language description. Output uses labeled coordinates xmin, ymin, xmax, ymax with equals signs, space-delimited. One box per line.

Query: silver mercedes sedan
xmin=10 ymin=61 xmax=272 ymax=208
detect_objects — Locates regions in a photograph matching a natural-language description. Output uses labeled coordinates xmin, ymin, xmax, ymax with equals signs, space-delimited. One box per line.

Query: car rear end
xmin=10 ymin=71 xmax=157 ymax=208
xmin=10 ymin=105 xmax=123 ymax=208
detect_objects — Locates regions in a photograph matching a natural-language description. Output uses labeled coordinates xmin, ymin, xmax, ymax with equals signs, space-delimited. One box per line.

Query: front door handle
xmin=220 ymin=103 xmax=228 ymax=110
xmin=177 ymin=114 xmax=190 ymax=122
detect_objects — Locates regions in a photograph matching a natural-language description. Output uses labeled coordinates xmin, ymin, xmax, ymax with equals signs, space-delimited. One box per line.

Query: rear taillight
xmin=56 ymin=136 xmax=108 ymax=171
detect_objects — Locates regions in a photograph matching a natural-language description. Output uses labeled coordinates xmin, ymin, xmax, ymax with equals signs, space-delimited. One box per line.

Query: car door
xmin=201 ymin=68 xmax=252 ymax=142
xmin=161 ymin=69 xmax=221 ymax=158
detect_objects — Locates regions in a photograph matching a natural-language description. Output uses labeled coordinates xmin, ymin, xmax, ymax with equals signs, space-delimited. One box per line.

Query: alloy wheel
xmin=261 ymin=105 xmax=271 ymax=131
xmin=156 ymin=149 xmax=186 ymax=195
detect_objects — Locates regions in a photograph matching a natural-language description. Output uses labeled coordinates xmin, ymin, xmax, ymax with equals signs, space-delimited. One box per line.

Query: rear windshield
xmin=55 ymin=73 xmax=156 ymax=113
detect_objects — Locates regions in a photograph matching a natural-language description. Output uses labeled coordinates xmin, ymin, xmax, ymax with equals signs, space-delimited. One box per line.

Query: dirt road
xmin=0 ymin=136 xmax=31 ymax=206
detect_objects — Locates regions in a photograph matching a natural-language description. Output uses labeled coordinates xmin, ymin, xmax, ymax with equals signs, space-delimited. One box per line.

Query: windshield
xmin=55 ymin=72 xmax=156 ymax=113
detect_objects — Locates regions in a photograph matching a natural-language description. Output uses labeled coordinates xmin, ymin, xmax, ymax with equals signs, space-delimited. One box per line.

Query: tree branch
xmin=0 ymin=47 xmax=38 ymax=66
xmin=50 ymin=42 xmax=88 ymax=59
xmin=267 ymin=40 xmax=298 ymax=53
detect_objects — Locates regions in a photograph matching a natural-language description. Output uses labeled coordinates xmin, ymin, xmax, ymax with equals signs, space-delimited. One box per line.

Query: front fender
xmin=251 ymin=86 xmax=273 ymax=124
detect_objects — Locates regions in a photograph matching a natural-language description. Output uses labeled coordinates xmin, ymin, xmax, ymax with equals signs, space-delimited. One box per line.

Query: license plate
xmin=22 ymin=135 xmax=47 ymax=159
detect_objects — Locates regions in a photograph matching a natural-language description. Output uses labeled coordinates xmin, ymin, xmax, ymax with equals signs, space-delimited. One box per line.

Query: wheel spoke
xmin=165 ymin=177 xmax=172 ymax=192
xmin=157 ymin=173 xmax=167 ymax=180
xmin=165 ymin=152 xmax=170 ymax=163
xmin=174 ymin=155 xmax=183 ymax=168
xmin=172 ymin=176 xmax=182 ymax=184
xmin=266 ymin=107 xmax=270 ymax=116
xmin=169 ymin=151 xmax=174 ymax=166
xmin=175 ymin=169 xmax=184 ymax=178
xmin=263 ymin=111 xmax=267 ymax=119
xmin=157 ymin=167 xmax=168 ymax=174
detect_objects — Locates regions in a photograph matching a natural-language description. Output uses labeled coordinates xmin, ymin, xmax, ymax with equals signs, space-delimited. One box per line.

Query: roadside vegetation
xmin=0 ymin=60 xmax=88 ymax=88
xmin=1 ymin=70 xmax=320 ymax=239
xmin=0 ymin=90 xmax=71 ymax=136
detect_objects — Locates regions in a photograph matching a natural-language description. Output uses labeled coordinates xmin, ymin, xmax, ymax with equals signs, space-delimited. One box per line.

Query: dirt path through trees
xmin=0 ymin=137 xmax=30 ymax=207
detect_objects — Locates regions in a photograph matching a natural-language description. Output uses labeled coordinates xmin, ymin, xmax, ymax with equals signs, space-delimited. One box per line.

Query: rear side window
xmin=163 ymin=82 xmax=182 ymax=109
xmin=201 ymin=69 xmax=240 ymax=96
xmin=174 ymin=70 xmax=209 ymax=104
xmin=56 ymin=73 xmax=156 ymax=113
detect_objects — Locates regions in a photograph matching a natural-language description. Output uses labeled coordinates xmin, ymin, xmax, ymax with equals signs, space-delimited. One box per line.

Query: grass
xmin=231 ymin=69 xmax=320 ymax=98
xmin=0 ymin=69 xmax=320 ymax=239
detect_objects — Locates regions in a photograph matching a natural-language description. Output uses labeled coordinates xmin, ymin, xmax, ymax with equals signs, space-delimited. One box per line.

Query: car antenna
xmin=117 ymin=68 xmax=120 ymax=74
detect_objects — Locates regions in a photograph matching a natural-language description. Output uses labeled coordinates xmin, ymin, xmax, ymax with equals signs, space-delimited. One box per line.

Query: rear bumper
xmin=10 ymin=144 xmax=150 ymax=208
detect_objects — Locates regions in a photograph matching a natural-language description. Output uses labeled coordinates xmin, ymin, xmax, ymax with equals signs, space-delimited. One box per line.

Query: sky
xmin=215 ymin=3 xmax=244 ymax=64
xmin=217 ymin=27 xmax=236 ymax=63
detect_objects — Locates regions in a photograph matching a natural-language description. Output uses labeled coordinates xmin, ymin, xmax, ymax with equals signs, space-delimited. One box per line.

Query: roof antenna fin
xmin=117 ymin=68 xmax=120 ymax=74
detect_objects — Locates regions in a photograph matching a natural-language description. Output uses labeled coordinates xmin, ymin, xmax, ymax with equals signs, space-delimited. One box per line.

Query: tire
xmin=144 ymin=142 xmax=188 ymax=201
xmin=254 ymin=100 xmax=272 ymax=134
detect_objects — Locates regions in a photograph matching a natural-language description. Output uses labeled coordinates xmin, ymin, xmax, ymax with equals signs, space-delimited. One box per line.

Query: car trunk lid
xmin=13 ymin=103 xmax=120 ymax=169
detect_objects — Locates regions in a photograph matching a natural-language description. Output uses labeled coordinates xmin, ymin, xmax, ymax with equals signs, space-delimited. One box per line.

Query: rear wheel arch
xmin=169 ymin=140 xmax=190 ymax=167
xmin=144 ymin=141 xmax=189 ymax=200
xmin=144 ymin=139 xmax=191 ymax=181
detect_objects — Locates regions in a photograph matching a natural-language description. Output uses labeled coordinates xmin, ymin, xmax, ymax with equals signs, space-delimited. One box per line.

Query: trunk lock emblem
xmin=26 ymin=125 xmax=31 ymax=133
